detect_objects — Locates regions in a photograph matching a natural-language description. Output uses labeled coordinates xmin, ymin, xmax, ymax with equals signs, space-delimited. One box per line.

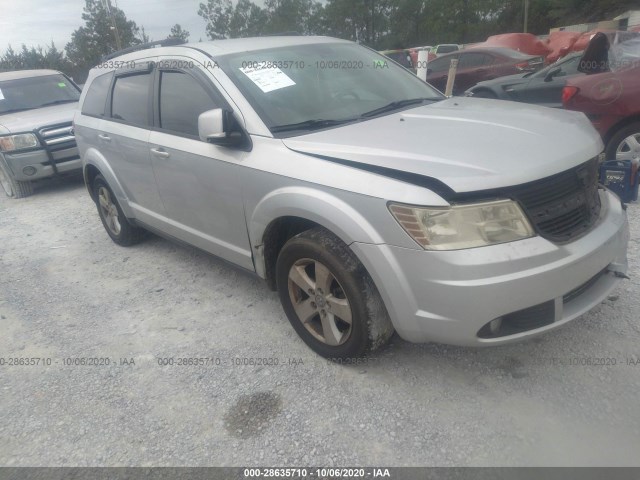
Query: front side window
xmin=216 ymin=42 xmax=444 ymax=136
xmin=159 ymin=71 xmax=218 ymax=137
xmin=111 ymin=73 xmax=150 ymax=126
xmin=0 ymin=74 xmax=80 ymax=114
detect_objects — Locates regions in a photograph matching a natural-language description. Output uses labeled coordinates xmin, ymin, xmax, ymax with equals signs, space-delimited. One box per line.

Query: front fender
xmin=83 ymin=147 xmax=134 ymax=219
xmin=249 ymin=187 xmax=386 ymax=278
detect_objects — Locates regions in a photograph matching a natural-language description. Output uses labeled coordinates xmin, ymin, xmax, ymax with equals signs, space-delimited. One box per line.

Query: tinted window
xmin=385 ymin=51 xmax=413 ymax=69
xmin=159 ymin=71 xmax=217 ymax=136
xmin=428 ymin=56 xmax=456 ymax=73
xmin=459 ymin=53 xmax=491 ymax=69
xmin=81 ymin=72 xmax=113 ymax=116
xmin=111 ymin=73 xmax=150 ymax=126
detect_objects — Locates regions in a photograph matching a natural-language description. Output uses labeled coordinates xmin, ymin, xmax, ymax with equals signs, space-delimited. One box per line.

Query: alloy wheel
xmin=616 ymin=133 xmax=640 ymax=161
xmin=97 ymin=186 xmax=121 ymax=235
xmin=287 ymin=258 xmax=353 ymax=346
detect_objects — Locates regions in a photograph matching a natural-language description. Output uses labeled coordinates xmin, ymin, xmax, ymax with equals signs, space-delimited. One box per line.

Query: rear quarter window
xmin=81 ymin=72 xmax=113 ymax=116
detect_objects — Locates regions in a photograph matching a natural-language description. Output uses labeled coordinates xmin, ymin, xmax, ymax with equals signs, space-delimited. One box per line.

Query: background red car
xmin=563 ymin=63 xmax=640 ymax=161
xmin=426 ymin=47 xmax=544 ymax=95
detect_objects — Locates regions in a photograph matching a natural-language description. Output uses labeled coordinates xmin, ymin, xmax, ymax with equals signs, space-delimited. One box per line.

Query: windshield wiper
xmin=271 ymin=118 xmax=358 ymax=133
xmin=359 ymin=98 xmax=436 ymax=118
xmin=39 ymin=99 xmax=78 ymax=107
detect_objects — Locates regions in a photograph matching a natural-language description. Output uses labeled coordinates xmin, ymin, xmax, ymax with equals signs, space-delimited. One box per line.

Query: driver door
xmin=148 ymin=61 xmax=253 ymax=270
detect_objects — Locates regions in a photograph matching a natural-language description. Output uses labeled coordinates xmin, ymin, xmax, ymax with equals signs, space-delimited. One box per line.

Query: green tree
xmin=198 ymin=0 xmax=234 ymax=39
xmin=169 ymin=24 xmax=191 ymax=41
xmin=65 ymin=0 xmax=141 ymax=80
xmin=0 ymin=42 xmax=72 ymax=74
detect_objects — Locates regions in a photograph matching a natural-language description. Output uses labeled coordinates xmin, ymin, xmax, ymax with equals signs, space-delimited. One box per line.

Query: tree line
xmin=1 ymin=0 xmax=637 ymax=82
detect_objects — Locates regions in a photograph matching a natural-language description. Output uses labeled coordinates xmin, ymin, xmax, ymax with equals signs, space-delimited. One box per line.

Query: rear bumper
xmin=3 ymin=147 xmax=81 ymax=181
xmin=352 ymin=189 xmax=629 ymax=346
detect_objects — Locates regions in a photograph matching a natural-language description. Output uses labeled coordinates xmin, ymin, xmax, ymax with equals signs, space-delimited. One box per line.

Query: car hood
xmin=282 ymin=97 xmax=602 ymax=194
xmin=0 ymin=102 xmax=78 ymax=135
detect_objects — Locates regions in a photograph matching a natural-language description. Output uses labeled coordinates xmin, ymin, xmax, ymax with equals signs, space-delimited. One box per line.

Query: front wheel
xmin=606 ymin=122 xmax=640 ymax=162
xmin=276 ymin=227 xmax=394 ymax=360
xmin=0 ymin=161 xmax=33 ymax=198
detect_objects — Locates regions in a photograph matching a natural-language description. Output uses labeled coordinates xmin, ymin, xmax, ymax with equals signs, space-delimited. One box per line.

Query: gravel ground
xmin=0 ymin=176 xmax=639 ymax=467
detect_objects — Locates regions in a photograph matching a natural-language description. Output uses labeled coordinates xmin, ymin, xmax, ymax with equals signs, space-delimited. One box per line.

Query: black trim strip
xmin=293 ymin=151 xmax=457 ymax=199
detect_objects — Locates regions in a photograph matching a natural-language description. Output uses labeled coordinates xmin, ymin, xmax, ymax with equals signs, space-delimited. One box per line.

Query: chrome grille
xmin=38 ymin=122 xmax=75 ymax=151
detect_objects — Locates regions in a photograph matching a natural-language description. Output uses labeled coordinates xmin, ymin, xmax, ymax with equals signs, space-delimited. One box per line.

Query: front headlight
xmin=389 ymin=199 xmax=535 ymax=250
xmin=0 ymin=133 xmax=40 ymax=152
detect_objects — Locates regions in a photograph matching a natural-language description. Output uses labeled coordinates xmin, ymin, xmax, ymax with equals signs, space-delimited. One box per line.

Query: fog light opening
xmin=22 ymin=166 xmax=37 ymax=176
xmin=489 ymin=317 xmax=503 ymax=335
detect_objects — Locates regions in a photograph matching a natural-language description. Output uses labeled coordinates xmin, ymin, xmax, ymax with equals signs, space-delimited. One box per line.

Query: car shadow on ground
xmin=30 ymin=173 xmax=85 ymax=196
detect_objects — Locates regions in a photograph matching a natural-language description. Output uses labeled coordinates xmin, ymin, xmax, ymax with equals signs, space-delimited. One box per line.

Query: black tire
xmin=276 ymin=227 xmax=394 ymax=360
xmin=0 ymin=161 xmax=33 ymax=198
xmin=606 ymin=122 xmax=640 ymax=161
xmin=472 ymin=89 xmax=498 ymax=99
xmin=92 ymin=174 xmax=145 ymax=246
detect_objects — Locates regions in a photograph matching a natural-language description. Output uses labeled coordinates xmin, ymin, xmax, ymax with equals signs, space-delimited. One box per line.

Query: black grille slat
xmin=510 ymin=158 xmax=601 ymax=243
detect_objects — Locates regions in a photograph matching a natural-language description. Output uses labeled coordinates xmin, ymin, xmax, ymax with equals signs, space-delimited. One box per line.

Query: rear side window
xmin=159 ymin=71 xmax=218 ymax=137
xmin=81 ymin=72 xmax=113 ymax=116
xmin=459 ymin=53 xmax=492 ymax=69
xmin=111 ymin=73 xmax=151 ymax=126
xmin=428 ymin=56 xmax=456 ymax=73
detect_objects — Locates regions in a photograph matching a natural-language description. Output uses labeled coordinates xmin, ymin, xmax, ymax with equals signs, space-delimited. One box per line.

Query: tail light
xmin=562 ymin=86 xmax=579 ymax=104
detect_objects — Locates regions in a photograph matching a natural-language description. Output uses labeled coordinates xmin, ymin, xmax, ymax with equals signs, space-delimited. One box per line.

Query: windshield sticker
xmin=0 ymin=89 xmax=4 ymax=100
xmin=239 ymin=65 xmax=295 ymax=93
xmin=57 ymin=82 xmax=67 ymax=88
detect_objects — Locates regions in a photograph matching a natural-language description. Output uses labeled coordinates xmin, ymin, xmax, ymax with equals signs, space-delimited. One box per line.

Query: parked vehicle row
xmin=425 ymin=47 xmax=545 ymax=96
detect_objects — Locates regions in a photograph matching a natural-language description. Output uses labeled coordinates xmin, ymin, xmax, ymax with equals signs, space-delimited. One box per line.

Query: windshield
xmin=216 ymin=42 xmax=444 ymax=136
xmin=530 ymin=54 xmax=581 ymax=79
xmin=0 ymin=74 xmax=80 ymax=114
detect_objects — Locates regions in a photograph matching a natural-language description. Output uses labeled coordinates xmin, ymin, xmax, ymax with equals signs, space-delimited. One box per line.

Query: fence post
xmin=416 ymin=49 xmax=429 ymax=81
xmin=444 ymin=58 xmax=458 ymax=97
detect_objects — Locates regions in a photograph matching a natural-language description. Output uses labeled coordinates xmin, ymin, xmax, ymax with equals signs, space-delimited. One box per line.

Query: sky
xmin=0 ymin=0 xmax=219 ymax=53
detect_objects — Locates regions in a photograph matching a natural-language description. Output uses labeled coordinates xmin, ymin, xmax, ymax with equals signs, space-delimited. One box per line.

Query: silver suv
xmin=74 ymin=36 xmax=629 ymax=359
xmin=0 ymin=69 xmax=82 ymax=198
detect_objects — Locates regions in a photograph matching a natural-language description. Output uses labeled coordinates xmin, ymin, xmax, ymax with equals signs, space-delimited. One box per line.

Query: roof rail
xmin=102 ymin=38 xmax=187 ymax=61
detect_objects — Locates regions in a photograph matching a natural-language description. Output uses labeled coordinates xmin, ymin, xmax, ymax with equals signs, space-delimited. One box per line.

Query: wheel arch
xmin=604 ymin=114 xmax=640 ymax=147
xmin=82 ymin=147 xmax=134 ymax=218
xmin=250 ymin=187 xmax=386 ymax=291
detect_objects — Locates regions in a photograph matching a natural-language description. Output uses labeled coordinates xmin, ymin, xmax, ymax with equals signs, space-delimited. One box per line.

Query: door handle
xmin=98 ymin=134 xmax=111 ymax=142
xmin=150 ymin=147 xmax=170 ymax=158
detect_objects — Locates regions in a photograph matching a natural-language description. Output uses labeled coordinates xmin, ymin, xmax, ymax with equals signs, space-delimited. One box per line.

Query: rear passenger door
xmin=148 ymin=60 xmax=253 ymax=270
xmin=99 ymin=62 xmax=166 ymax=215
xmin=455 ymin=52 xmax=494 ymax=94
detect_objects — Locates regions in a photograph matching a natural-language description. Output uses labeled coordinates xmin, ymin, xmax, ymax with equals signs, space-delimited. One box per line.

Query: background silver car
xmin=74 ymin=36 xmax=628 ymax=359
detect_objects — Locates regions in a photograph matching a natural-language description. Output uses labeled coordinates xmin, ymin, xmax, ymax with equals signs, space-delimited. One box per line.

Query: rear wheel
xmin=276 ymin=227 xmax=394 ymax=360
xmin=0 ymin=162 xmax=33 ymax=198
xmin=606 ymin=122 xmax=640 ymax=162
xmin=92 ymin=174 xmax=145 ymax=246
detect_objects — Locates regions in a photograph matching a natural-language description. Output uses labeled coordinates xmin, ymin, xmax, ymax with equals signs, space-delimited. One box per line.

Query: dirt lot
xmin=1 ymin=176 xmax=639 ymax=467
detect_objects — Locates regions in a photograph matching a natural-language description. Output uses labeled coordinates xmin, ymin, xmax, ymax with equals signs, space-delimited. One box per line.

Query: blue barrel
xmin=599 ymin=160 xmax=639 ymax=203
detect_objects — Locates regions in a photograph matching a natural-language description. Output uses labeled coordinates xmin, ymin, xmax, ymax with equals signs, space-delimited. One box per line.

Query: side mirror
xmin=544 ymin=67 xmax=561 ymax=82
xmin=198 ymin=108 xmax=244 ymax=147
